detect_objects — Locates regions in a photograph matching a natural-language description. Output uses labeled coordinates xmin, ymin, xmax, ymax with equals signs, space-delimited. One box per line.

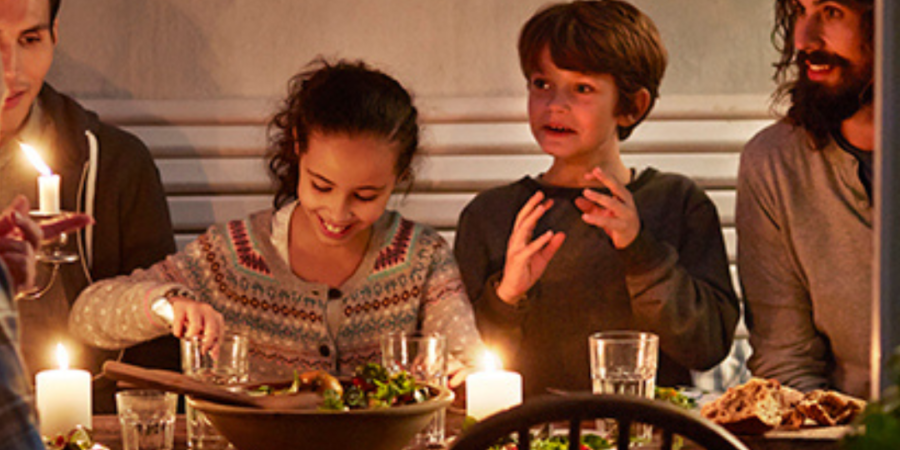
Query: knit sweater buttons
xmin=319 ymin=345 xmax=331 ymax=357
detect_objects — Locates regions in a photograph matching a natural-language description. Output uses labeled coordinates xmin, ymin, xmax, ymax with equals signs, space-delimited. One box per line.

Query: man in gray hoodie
xmin=736 ymin=0 xmax=874 ymax=399
xmin=0 ymin=0 xmax=179 ymax=412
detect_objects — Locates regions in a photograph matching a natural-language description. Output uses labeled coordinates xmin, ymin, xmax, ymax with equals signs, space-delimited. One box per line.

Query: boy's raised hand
xmin=496 ymin=191 xmax=566 ymax=305
xmin=575 ymin=167 xmax=640 ymax=249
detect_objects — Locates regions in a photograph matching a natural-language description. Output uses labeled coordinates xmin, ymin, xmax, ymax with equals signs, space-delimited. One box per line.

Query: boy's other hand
xmin=497 ymin=191 xmax=566 ymax=305
xmin=576 ymin=167 xmax=640 ymax=249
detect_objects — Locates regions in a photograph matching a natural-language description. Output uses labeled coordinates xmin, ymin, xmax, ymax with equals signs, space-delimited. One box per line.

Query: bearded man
xmin=736 ymin=0 xmax=875 ymax=398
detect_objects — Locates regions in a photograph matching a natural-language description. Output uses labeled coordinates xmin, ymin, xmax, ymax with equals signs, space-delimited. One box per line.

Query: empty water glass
xmin=589 ymin=331 xmax=659 ymax=444
xmin=381 ymin=332 xmax=448 ymax=450
xmin=116 ymin=390 xmax=177 ymax=450
xmin=181 ymin=333 xmax=250 ymax=449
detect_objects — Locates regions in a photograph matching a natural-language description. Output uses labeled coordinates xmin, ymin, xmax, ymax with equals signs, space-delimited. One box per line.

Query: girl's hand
xmin=496 ymin=191 xmax=566 ymax=305
xmin=447 ymin=355 xmax=470 ymax=389
xmin=575 ymin=167 xmax=640 ymax=249
xmin=169 ymin=297 xmax=224 ymax=353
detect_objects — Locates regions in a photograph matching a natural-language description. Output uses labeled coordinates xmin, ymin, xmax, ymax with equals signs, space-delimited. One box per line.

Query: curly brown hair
xmin=267 ymin=59 xmax=419 ymax=209
xmin=518 ymin=0 xmax=667 ymax=140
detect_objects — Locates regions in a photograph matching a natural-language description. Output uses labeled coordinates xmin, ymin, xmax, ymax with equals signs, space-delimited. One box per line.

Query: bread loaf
xmin=700 ymin=378 xmax=864 ymax=434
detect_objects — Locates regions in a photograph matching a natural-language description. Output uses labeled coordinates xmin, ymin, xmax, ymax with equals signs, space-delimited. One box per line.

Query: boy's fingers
xmin=587 ymin=168 xmax=631 ymax=204
xmin=510 ymin=197 xmax=552 ymax=249
xmin=517 ymin=199 xmax=553 ymax=236
xmin=542 ymin=232 xmax=566 ymax=256
xmin=519 ymin=230 xmax=556 ymax=259
xmin=581 ymin=189 xmax=626 ymax=217
xmin=513 ymin=191 xmax=545 ymax=228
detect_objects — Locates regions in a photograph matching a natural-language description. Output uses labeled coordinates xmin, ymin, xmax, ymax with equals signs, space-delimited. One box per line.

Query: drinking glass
xmin=589 ymin=331 xmax=659 ymax=444
xmin=181 ymin=333 xmax=250 ymax=449
xmin=116 ymin=390 xmax=177 ymax=450
xmin=381 ymin=332 xmax=447 ymax=450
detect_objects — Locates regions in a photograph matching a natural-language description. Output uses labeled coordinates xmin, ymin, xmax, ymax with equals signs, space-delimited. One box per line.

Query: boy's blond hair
xmin=519 ymin=0 xmax=667 ymax=140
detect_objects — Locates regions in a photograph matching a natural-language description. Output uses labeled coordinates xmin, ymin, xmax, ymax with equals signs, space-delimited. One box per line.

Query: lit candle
xmin=21 ymin=143 xmax=60 ymax=214
xmin=35 ymin=344 xmax=92 ymax=438
xmin=466 ymin=350 xmax=522 ymax=420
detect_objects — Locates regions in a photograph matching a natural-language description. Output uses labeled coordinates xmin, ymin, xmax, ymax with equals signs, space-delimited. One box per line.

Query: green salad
xmin=321 ymin=362 xmax=431 ymax=411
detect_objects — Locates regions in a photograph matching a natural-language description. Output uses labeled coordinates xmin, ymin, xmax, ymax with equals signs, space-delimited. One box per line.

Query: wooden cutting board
xmin=759 ymin=425 xmax=853 ymax=440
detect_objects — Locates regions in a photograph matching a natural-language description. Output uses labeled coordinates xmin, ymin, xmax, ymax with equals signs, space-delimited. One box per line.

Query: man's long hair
xmin=771 ymin=0 xmax=874 ymax=148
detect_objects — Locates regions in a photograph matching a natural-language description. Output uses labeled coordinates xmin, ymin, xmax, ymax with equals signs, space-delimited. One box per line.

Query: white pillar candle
xmin=35 ymin=344 xmax=92 ymax=438
xmin=466 ymin=351 xmax=522 ymax=421
xmin=38 ymin=174 xmax=61 ymax=214
xmin=20 ymin=143 xmax=61 ymax=214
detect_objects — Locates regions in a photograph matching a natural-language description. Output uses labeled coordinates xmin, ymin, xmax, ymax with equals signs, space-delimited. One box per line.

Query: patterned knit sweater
xmin=70 ymin=204 xmax=484 ymax=381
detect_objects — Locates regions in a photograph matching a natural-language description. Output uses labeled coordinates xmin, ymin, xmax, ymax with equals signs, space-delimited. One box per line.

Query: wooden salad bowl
xmin=188 ymin=383 xmax=454 ymax=450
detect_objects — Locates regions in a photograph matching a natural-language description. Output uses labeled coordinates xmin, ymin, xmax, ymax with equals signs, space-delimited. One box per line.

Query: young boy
xmin=454 ymin=0 xmax=739 ymax=398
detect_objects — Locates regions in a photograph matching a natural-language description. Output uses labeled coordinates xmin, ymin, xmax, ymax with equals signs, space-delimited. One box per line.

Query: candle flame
xmin=480 ymin=350 xmax=502 ymax=371
xmin=21 ymin=143 xmax=53 ymax=176
xmin=55 ymin=343 xmax=69 ymax=370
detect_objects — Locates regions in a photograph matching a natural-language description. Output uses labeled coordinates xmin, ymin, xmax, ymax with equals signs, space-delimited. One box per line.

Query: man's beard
xmin=788 ymin=49 xmax=873 ymax=136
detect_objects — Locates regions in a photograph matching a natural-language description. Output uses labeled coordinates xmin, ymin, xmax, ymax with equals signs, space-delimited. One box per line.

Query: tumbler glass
xmin=589 ymin=331 xmax=659 ymax=444
xmin=181 ymin=333 xmax=250 ymax=449
xmin=116 ymin=389 xmax=177 ymax=450
xmin=381 ymin=332 xmax=448 ymax=450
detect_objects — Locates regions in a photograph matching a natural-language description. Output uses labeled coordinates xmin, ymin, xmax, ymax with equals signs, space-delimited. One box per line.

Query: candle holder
xmin=29 ymin=211 xmax=80 ymax=264
xmin=15 ymin=211 xmax=81 ymax=301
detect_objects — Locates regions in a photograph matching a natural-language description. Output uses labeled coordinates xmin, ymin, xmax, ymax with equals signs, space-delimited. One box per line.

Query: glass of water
xmin=589 ymin=331 xmax=659 ymax=443
xmin=181 ymin=333 xmax=250 ymax=449
xmin=116 ymin=389 xmax=177 ymax=450
xmin=381 ymin=332 xmax=447 ymax=450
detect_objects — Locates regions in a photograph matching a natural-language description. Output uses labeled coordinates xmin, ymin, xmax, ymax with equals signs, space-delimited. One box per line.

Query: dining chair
xmin=449 ymin=393 xmax=749 ymax=450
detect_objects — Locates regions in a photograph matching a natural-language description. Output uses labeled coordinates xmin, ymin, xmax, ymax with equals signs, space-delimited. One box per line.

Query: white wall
xmin=47 ymin=0 xmax=778 ymax=101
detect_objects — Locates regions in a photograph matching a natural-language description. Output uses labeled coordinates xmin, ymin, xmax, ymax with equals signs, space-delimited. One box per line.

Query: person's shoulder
xmin=209 ymin=209 xmax=277 ymax=255
xmin=89 ymin=113 xmax=151 ymax=160
xmin=634 ymin=168 xmax=718 ymax=220
xmin=379 ymin=211 xmax=448 ymax=249
xmin=40 ymin=85 xmax=150 ymax=152
xmin=743 ymin=120 xmax=807 ymax=163
xmin=635 ymin=168 xmax=702 ymax=196
xmin=462 ymin=177 xmax=534 ymax=215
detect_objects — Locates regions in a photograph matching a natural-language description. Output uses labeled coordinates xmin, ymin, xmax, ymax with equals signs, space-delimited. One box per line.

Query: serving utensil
xmin=102 ymin=361 xmax=320 ymax=410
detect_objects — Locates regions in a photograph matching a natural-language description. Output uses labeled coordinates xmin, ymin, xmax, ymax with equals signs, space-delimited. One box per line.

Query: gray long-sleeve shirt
xmin=455 ymin=171 xmax=739 ymax=397
xmin=737 ymin=121 xmax=872 ymax=398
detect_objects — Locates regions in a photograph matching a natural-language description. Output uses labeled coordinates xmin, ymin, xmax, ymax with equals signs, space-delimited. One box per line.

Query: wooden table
xmin=90 ymin=409 xmax=468 ymax=450
xmin=92 ymin=415 xmax=187 ymax=450
xmin=89 ymin=411 xmax=846 ymax=450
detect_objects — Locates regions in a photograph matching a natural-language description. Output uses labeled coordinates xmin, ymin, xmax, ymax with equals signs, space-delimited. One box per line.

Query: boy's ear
xmin=617 ymin=88 xmax=652 ymax=127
